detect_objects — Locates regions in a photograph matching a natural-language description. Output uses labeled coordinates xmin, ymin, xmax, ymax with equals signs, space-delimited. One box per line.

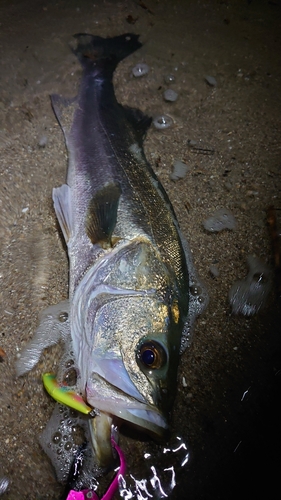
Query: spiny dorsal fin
xmin=85 ymin=183 xmax=121 ymax=248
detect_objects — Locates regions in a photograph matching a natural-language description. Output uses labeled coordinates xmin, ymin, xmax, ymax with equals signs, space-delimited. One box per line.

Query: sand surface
xmin=0 ymin=1 xmax=280 ymax=498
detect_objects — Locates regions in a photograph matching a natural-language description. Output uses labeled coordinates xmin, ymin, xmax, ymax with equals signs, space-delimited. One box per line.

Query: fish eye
xmin=137 ymin=340 xmax=167 ymax=370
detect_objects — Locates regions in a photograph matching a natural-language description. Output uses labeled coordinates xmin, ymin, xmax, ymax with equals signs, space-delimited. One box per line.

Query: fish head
xmin=71 ymin=240 xmax=189 ymax=467
xmin=80 ymin=292 xmax=184 ymax=466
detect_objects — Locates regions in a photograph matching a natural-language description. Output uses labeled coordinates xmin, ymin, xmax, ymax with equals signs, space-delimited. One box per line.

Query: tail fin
xmin=71 ymin=33 xmax=142 ymax=75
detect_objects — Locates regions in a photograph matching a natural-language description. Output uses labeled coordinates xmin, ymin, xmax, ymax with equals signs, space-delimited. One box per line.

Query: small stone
xmin=170 ymin=160 xmax=190 ymax=181
xmin=203 ymin=208 xmax=236 ymax=232
xmin=163 ymin=89 xmax=178 ymax=102
xmin=209 ymin=264 xmax=220 ymax=278
xmin=188 ymin=139 xmax=197 ymax=147
xmin=38 ymin=135 xmax=48 ymax=147
xmin=224 ymin=181 xmax=232 ymax=191
xmin=205 ymin=75 xmax=217 ymax=87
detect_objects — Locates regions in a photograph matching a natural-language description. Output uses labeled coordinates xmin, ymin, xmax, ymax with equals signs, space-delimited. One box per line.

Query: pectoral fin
xmin=15 ymin=301 xmax=70 ymax=376
xmin=85 ymin=183 xmax=121 ymax=248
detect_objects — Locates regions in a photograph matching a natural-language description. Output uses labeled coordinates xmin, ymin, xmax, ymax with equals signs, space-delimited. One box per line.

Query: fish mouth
xmin=88 ymin=373 xmax=168 ymax=431
xmin=86 ymin=357 xmax=168 ymax=433
xmin=86 ymin=357 xmax=168 ymax=467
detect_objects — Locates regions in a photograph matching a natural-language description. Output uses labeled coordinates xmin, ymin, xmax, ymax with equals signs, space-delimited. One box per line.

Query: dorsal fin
xmin=123 ymin=106 xmax=152 ymax=144
xmin=85 ymin=183 xmax=121 ymax=248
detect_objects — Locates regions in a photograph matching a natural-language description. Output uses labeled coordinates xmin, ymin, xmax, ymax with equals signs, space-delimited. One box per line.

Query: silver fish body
xmin=16 ymin=34 xmax=207 ymax=470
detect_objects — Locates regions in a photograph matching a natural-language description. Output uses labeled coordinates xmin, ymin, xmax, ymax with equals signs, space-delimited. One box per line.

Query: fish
xmin=16 ymin=33 xmax=207 ymax=471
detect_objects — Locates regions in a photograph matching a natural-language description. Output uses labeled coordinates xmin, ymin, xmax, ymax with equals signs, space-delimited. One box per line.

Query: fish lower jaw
xmin=88 ymin=397 xmax=168 ymax=437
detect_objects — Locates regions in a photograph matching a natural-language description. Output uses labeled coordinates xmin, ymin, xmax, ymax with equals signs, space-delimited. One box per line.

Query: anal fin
xmin=53 ymin=184 xmax=73 ymax=244
xmin=51 ymin=94 xmax=77 ymax=139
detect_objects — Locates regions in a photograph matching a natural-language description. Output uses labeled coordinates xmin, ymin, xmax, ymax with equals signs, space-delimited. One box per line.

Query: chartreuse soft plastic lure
xmin=43 ymin=373 xmax=127 ymax=500
xmin=42 ymin=372 xmax=94 ymax=415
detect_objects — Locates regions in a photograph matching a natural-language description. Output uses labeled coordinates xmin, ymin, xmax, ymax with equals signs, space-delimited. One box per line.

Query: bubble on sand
xmin=153 ymin=114 xmax=173 ymax=129
xmin=132 ymin=63 xmax=149 ymax=77
xmin=229 ymin=255 xmax=272 ymax=315
xmin=164 ymin=74 xmax=175 ymax=84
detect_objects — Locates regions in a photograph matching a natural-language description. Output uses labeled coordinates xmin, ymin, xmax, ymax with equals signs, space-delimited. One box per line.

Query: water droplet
xmin=153 ymin=115 xmax=173 ymax=130
xmin=252 ymin=272 xmax=266 ymax=284
xmin=164 ymin=74 xmax=175 ymax=84
xmin=65 ymin=359 xmax=74 ymax=368
xmin=71 ymin=425 xmax=86 ymax=446
xmin=64 ymin=441 xmax=72 ymax=451
xmin=132 ymin=63 xmax=149 ymax=77
xmin=62 ymin=367 xmax=77 ymax=386
xmin=52 ymin=432 xmax=62 ymax=444
xmin=190 ymin=285 xmax=202 ymax=296
xmin=58 ymin=311 xmax=68 ymax=322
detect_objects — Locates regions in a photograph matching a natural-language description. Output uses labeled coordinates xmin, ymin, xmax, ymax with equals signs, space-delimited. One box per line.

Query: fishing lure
xmin=66 ymin=439 xmax=126 ymax=500
xmin=42 ymin=372 xmax=95 ymax=416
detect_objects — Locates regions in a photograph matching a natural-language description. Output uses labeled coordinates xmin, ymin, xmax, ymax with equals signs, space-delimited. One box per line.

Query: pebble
xmin=203 ymin=208 xmax=236 ymax=232
xmin=153 ymin=114 xmax=173 ymax=130
xmin=170 ymin=160 xmax=190 ymax=181
xmin=224 ymin=181 xmax=232 ymax=191
xmin=38 ymin=135 xmax=48 ymax=147
xmin=209 ymin=264 xmax=220 ymax=278
xmin=132 ymin=63 xmax=149 ymax=77
xmin=163 ymin=89 xmax=178 ymax=102
xmin=205 ymin=75 xmax=217 ymax=87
